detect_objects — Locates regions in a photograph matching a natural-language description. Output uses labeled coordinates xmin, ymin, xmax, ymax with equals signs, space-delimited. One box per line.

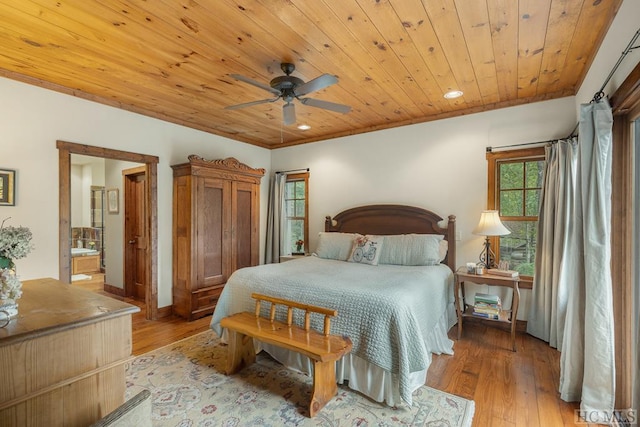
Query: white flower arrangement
xmin=0 ymin=218 xmax=33 ymax=302
xmin=0 ymin=218 xmax=33 ymax=262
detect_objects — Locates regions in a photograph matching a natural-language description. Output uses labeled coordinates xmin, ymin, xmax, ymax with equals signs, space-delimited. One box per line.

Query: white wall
xmin=70 ymin=156 xmax=106 ymax=229
xmin=70 ymin=165 xmax=84 ymax=228
xmin=81 ymin=165 xmax=93 ymax=227
xmin=0 ymin=77 xmax=271 ymax=307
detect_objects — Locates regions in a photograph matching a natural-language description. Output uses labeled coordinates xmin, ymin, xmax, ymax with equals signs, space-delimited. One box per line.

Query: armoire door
xmin=197 ymin=177 xmax=231 ymax=288
xmin=231 ymin=181 xmax=259 ymax=271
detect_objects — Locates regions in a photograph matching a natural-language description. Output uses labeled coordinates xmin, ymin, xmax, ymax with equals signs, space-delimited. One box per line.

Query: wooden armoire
xmin=171 ymin=155 xmax=265 ymax=320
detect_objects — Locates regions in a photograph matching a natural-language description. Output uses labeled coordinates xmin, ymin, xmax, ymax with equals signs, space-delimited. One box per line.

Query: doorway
xmin=57 ymin=140 xmax=159 ymax=320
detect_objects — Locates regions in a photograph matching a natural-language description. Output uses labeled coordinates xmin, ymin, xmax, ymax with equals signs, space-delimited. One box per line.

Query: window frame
xmin=610 ymin=61 xmax=640 ymax=410
xmin=486 ymin=147 xmax=545 ymax=278
xmin=284 ymin=172 xmax=309 ymax=254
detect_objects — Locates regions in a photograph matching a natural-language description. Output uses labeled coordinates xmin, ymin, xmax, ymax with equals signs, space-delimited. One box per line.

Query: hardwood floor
xmin=86 ymin=282 xmax=597 ymax=427
xmin=75 ymin=281 xmax=210 ymax=355
xmin=428 ymin=321 xmax=599 ymax=427
xmin=127 ymin=298 xmax=211 ymax=355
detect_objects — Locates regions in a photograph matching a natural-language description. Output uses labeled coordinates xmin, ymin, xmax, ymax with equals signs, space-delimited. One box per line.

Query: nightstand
xmin=454 ymin=268 xmax=521 ymax=352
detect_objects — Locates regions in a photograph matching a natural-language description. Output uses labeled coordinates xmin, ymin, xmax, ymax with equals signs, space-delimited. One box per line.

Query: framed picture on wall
xmin=0 ymin=169 xmax=16 ymax=206
xmin=107 ymin=188 xmax=119 ymax=213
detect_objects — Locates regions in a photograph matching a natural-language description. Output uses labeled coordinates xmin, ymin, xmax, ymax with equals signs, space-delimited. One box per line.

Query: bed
xmin=210 ymin=204 xmax=457 ymax=406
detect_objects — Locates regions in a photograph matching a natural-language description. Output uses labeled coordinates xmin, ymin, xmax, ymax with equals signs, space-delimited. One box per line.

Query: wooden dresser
xmin=171 ymin=156 xmax=264 ymax=321
xmin=0 ymin=278 xmax=139 ymax=426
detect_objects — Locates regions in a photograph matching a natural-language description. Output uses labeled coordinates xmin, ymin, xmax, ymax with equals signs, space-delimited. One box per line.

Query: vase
xmin=0 ymin=266 xmax=21 ymax=327
xmin=0 ymin=298 xmax=18 ymax=327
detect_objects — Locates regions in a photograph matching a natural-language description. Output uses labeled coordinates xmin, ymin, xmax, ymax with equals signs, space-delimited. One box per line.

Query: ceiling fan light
xmin=283 ymin=102 xmax=296 ymax=126
xmin=297 ymin=124 xmax=311 ymax=130
xmin=444 ymin=90 xmax=463 ymax=99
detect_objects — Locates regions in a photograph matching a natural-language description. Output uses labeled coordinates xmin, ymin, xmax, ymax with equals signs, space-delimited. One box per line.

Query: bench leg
xmin=225 ymin=330 xmax=256 ymax=375
xmin=309 ymin=360 xmax=338 ymax=417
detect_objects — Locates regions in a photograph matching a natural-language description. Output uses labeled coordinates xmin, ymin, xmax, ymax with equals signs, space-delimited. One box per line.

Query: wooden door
xmin=197 ymin=177 xmax=231 ymax=288
xmin=124 ymin=169 xmax=147 ymax=300
xmin=231 ymin=181 xmax=259 ymax=271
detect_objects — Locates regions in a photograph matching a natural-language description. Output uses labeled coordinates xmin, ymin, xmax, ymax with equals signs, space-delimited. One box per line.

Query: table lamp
xmin=472 ymin=210 xmax=510 ymax=269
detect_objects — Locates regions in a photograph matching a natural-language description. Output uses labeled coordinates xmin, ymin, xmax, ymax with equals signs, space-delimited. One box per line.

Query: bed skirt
xmin=258 ymin=302 xmax=456 ymax=407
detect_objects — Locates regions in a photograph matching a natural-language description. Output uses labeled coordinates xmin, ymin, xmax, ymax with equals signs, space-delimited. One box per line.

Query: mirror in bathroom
xmin=70 ymin=155 xmax=107 ymax=288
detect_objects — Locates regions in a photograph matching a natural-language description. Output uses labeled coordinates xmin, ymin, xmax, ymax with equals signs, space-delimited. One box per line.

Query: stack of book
xmin=472 ymin=292 xmax=502 ymax=320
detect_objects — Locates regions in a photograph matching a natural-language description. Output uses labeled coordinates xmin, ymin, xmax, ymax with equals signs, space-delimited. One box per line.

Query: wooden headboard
xmin=324 ymin=204 xmax=456 ymax=271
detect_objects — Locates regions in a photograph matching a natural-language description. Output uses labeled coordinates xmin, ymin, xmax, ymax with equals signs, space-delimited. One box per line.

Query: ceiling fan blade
xmin=283 ymin=103 xmax=296 ymax=126
xmin=299 ymin=97 xmax=351 ymax=114
xmin=224 ymin=97 xmax=279 ymax=110
xmin=229 ymin=74 xmax=281 ymax=95
xmin=294 ymin=74 xmax=338 ymax=96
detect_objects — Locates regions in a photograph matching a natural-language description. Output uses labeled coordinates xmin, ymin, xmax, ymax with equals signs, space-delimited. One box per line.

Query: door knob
xmin=128 ymin=239 xmax=136 ymax=244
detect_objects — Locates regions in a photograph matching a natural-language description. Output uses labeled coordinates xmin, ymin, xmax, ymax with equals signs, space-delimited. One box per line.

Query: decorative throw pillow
xmin=347 ymin=235 xmax=384 ymax=266
xmin=315 ymin=232 xmax=361 ymax=261
xmin=378 ymin=234 xmax=445 ymax=266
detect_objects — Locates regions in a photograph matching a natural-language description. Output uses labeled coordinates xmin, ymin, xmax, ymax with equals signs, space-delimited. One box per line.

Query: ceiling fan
xmin=225 ymin=63 xmax=351 ymax=126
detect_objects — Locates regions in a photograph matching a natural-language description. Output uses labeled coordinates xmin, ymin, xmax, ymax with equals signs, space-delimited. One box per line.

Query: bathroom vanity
xmin=71 ymin=248 xmax=104 ymax=287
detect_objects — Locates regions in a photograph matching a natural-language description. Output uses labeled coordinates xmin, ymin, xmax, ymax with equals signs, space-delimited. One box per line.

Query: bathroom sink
xmin=71 ymin=248 xmax=99 ymax=256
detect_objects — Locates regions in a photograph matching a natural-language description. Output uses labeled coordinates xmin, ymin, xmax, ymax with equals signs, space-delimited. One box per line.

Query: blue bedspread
xmin=211 ymin=256 xmax=454 ymax=404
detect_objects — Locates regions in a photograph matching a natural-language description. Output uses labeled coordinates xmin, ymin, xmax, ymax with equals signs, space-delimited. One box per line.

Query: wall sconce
xmin=472 ymin=210 xmax=510 ymax=269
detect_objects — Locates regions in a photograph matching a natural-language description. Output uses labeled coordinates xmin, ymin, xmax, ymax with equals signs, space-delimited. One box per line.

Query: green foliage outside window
xmin=285 ymin=179 xmax=306 ymax=254
xmin=497 ymin=159 xmax=544 ymax=275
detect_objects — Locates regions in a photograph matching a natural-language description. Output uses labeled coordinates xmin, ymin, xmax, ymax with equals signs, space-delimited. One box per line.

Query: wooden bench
xmin=220 ymin=293 xmax=353 ymax=417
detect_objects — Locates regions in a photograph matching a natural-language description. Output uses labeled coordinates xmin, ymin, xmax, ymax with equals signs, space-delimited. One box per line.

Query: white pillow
xmin=438 ymin=239 xmax=448 ymax=263
xmin=378 ymin=234 xmax=446 ymax=266
xmin=347 ymin=235 xmax=384 ymax=266
xmin=315 ymin=232 xmax=361 ymax=261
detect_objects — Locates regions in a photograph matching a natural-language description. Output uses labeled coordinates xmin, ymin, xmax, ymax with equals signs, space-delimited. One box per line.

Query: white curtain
xmin=528 ymin=100 xmax=615 ymax=420
xmin=526 ymin=137 xmax=578 ymax=349
xmin=264 ymin=172 xmax=287 ymax=264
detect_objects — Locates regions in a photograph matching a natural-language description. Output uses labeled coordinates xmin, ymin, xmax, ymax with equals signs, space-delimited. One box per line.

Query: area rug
xmin=126 ymin=330 xmax=475 ymax=426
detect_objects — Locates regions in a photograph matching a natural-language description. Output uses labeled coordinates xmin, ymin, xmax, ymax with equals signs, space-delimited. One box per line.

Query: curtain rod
xmin=592 ymin=28 xmax=640 ymax=103
xmin=563 ymin=28 xmax=639 ymax=139
xmin=275 ymin=168 xmax=309 ymax=174
xmin=487 ymin=27 xmax=640 ymax=153
xmin=486 ymin=138 xmax=562 ymax=153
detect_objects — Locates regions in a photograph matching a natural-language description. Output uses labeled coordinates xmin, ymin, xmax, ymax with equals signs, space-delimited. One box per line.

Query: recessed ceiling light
xmin=444 ymin=90 xmax=463 ymax=99
xmin=297 ymin=124 xmax=311 ymax=130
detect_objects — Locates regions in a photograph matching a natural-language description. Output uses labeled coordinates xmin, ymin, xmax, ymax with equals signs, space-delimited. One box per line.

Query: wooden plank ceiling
xmin=0 ymin=0 xmax=622 ymax=149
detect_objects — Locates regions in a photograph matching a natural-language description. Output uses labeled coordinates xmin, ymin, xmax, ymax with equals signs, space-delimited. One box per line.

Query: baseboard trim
xmin=103 ymin=283 xmax=125 ymax=297
xmin=156 ymin=305 xmax=173 ymax=319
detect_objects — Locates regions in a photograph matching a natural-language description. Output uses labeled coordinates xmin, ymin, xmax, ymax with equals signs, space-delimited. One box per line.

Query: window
xmin=284 ymin=172 xmax=309 ymax=254
xmin=487 ymin=147 xmax=545 ymax=276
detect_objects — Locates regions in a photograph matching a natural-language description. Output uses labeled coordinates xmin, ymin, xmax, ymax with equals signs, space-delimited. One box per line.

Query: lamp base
xmin=478 ymin=237 xmax=497 ymax=269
